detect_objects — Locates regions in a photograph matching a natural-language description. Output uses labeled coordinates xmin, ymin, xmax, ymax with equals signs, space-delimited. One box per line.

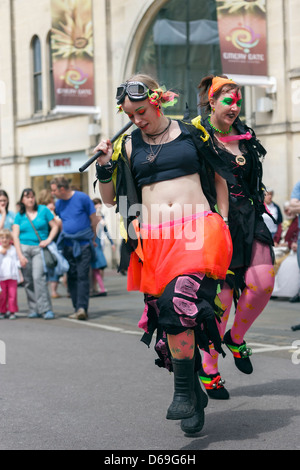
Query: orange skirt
xmin=127 ymin=211 xmax=233 ymax=296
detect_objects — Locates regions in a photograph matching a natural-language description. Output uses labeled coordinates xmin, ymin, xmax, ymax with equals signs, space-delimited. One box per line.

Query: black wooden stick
xmin=79 ymin=121 xmax=133 ymax=172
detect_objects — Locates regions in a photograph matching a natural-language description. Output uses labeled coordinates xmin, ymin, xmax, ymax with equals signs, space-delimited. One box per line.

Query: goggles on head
xmin=116 ymin=81 xmax=152 ymax=104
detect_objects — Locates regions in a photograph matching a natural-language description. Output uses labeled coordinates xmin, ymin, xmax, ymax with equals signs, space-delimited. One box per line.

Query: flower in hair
xmin=116 ymin=104 xmax=123 ymax=113
xmin=161 ymin=90 xmax=179 ymax=108
xmin=148 ymin=89 xmax=163 ymax=116
xmin=148 ymin=88 xmax=179 ymax=115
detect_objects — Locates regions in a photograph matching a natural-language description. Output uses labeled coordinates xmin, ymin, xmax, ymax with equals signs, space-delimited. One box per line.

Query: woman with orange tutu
xmin=93 ymin=74 xmax=233 ymax=434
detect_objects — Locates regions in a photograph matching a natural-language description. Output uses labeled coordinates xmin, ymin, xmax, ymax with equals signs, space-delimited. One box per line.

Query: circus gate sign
xmin=216 ymin=0 xmax=268 ymax=76
xmin=50 ymin=0 xmax=95 ymax=108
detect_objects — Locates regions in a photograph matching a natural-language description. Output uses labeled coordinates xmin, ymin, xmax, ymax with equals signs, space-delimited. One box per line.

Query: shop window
xmin=31 ymin=173 xmax=88 ymax=197
xmin=32 ymin=35 xmax=43 ymax=113
xmin=136 ymin=0 xmax=222 ymax=118
xmin=48 ymin=32 xmax=56 ymax=109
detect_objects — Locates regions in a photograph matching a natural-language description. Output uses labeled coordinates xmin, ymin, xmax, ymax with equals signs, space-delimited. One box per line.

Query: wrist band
xmin=99 ymin=176 xmax=112 ymax=183
xmin=95 ymin=160 xmax=117 ymax=183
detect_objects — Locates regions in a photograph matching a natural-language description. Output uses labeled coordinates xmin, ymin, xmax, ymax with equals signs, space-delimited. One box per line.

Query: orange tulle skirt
xmin=127 ymin=211 xmax=232 ymax=296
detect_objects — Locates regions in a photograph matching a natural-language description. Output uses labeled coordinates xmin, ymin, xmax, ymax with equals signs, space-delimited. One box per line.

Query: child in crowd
xmin=0 ymin=228 xmax=20 ymax=319
xmin=91 ymin=198 xmax=115 ymax=296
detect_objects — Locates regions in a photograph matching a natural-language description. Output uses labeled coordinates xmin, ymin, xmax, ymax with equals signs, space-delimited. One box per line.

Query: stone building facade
xmin=0 ymin=0 xmax=299 ymax=259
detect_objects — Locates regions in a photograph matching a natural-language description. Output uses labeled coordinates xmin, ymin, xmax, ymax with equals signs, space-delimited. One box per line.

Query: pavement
xmin=15 ymin=268 xmax=300 ymax=340
xmin=0 ymin=270 xmax=299 ymax=451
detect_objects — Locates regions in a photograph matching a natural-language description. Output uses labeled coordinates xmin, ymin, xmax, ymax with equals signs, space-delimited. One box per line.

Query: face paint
xmin=126 ymin=106 xmax=146 ymax=119
xmin=220 ymin=90 xmax=242 ymax=107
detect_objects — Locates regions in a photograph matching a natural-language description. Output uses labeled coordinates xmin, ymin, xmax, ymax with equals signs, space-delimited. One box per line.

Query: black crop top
xmin=130 ymin=121 xmax=201 ymax=188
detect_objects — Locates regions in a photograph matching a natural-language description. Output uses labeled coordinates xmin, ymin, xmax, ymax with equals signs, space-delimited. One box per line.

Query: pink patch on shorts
xmin=174 ymin=276 xmax=201 ymax=299
xmin=189 ymin=272 xmax=205 ymax=282
xmin=173 ymin=297 xmax=198 ymax=316
xmin=179 ymin=316 xmax=197 ymax=328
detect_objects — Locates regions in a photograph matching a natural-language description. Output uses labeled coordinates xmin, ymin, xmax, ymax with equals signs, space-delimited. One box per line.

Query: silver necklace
xmin=144 ymin=119 xmax=172 ymax=164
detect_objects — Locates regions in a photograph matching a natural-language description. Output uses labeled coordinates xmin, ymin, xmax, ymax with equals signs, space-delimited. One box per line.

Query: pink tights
xmin=202 ymin=243 xmax=274 ymax=375
xmin=0 ymin=279 xmax=18 ymax=313
xmin=93 ymin=269 xmax=105 ymax=293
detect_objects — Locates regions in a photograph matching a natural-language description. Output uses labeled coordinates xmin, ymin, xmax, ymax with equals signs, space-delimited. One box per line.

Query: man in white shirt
xmin=263 ymin=189 xmax=283 ymax=238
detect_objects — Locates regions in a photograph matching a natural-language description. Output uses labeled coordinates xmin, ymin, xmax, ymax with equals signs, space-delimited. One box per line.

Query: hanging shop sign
xmin=29 ymin=152 xmax=86 ymax=176
xmin=50 ymin=0 xmax=95 ymax=109
xmin=216 ymin=0 xmax=268 ymax=76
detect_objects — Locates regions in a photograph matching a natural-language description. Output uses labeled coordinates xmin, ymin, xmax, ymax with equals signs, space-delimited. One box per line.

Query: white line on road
xmin=61 ymin=317 xmax=141 ymax=335
xmin=248 ymin=342 xmax=297 ymax=353
xmin=61 ymin=319 xmax=298 ymax=353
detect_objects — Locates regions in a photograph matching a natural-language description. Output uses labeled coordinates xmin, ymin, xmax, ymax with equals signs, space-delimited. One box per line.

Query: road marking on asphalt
xmin=248 ymin=342 xmax=298 ymax=353
xmin=61 ymin=317 xmax=141 ymax=335
xmin=61 ymin=320 xmax=298 ymax=353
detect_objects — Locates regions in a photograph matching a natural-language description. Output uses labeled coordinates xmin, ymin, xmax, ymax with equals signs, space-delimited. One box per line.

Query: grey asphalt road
xmin=0 ymin=271 xmax=299 ymax=451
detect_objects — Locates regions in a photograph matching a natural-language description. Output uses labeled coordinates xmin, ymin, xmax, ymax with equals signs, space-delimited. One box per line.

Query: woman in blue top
xmin=0 ymin=190 xmax=15 ymax=231
xmin=12 ymin=188 xmax=59 ymax=319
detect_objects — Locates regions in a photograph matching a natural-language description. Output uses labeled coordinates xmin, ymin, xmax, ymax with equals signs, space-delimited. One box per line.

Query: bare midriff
xmin=141 ymin=173 xmax=210 ymax=225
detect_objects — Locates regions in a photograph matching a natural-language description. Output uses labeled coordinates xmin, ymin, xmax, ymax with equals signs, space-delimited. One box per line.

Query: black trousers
xmin=63 ymin=244 xmax=92 ymax=312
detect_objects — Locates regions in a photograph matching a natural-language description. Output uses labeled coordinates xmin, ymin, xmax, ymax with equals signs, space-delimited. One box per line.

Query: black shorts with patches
xmin=140 ymin=273 xmax=225 ymax=372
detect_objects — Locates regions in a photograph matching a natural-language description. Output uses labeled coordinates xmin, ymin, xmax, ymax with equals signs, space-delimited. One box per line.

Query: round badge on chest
xmin=235 ymin=155 xmax=246 ymax=166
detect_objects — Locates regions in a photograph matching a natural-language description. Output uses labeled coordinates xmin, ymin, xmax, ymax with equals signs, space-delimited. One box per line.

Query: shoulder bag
xmin=26 ymin=213 xmax=57 ymax=269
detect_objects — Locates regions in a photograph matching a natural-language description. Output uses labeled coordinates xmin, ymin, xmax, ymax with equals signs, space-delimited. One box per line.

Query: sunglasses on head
xmin=116 ymin=81 xmax=152 ymax=104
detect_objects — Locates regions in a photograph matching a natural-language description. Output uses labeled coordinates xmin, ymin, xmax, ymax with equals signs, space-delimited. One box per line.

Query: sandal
xmin=199 ymin=367 xmax=230 ymax=400
xmin=223 ymin=329 xmax=253 ymax=374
